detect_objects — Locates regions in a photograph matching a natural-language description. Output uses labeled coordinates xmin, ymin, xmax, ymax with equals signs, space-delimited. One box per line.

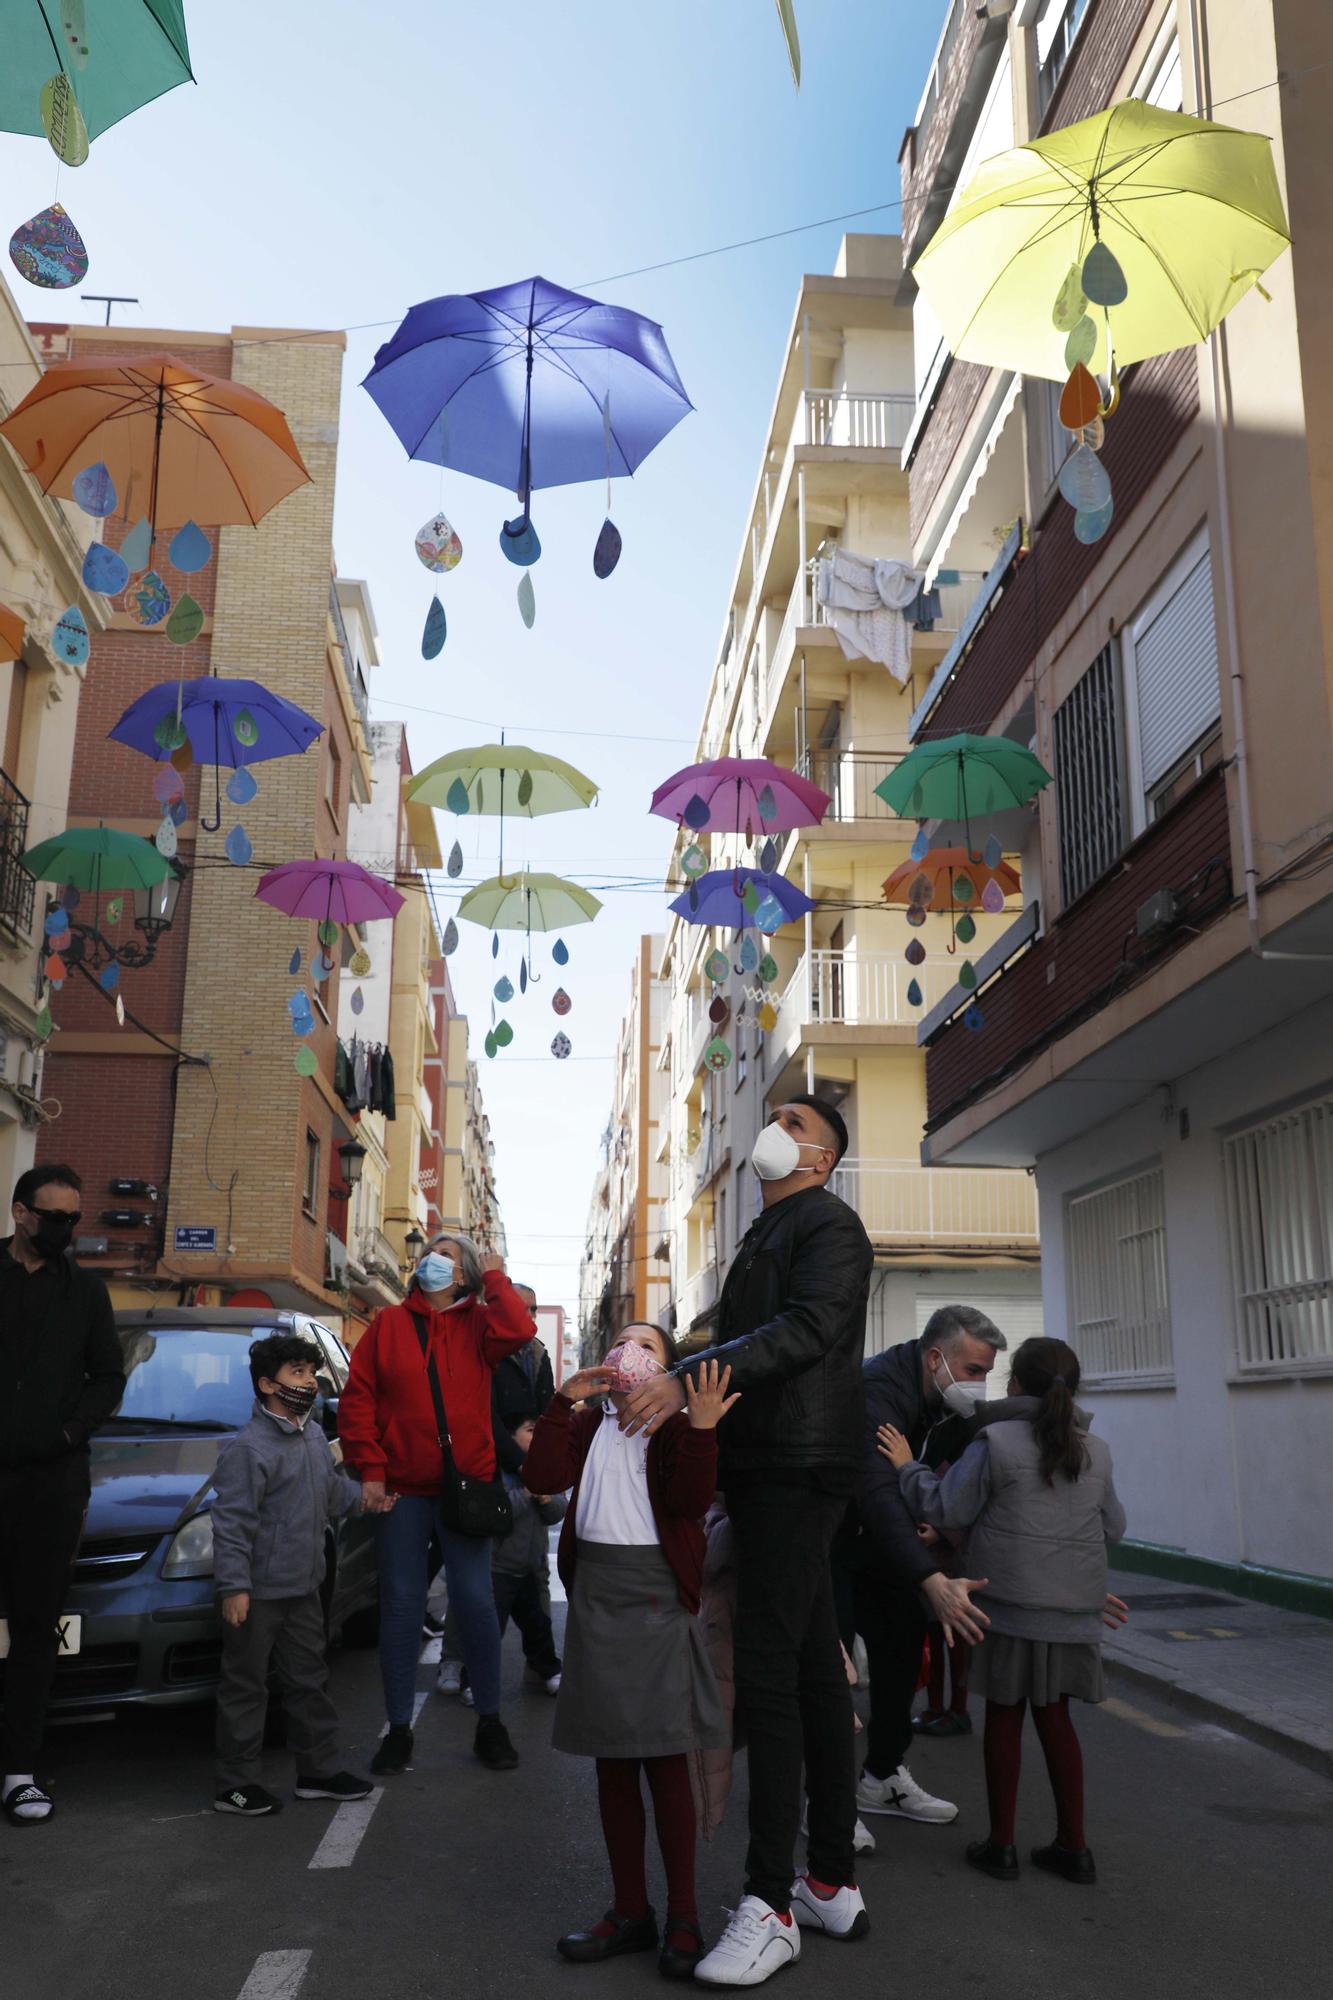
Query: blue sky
xmin=1 ymin=0 xmax=946 ymax=1320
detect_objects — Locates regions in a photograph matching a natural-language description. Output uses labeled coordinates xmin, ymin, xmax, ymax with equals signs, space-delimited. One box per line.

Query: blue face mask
xmin=418 ymin=1252 xmax=455 ymax=1295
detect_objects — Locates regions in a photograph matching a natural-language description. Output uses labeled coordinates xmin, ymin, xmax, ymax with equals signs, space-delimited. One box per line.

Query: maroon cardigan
xmin=522 ymin=1393 xmax=718 ymax=1613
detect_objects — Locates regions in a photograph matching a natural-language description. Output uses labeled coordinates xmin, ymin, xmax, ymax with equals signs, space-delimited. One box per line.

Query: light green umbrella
xmin=22 ymin=823 xmax=173 ymax=890
xmin=876 ymin=733 xmax=1051 ymax=854
xmin=0 ymin=2 xmax=193 ymax=152
xmin=408 ymin=743 xmax=598 ymax=817
xmin=456 ymin=871 xmax=601 ymax=933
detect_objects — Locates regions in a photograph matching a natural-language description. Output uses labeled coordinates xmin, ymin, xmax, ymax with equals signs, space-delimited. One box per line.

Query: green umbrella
xmin=23 ymin=824 xmax=173 ymax=890
xmin=875 ymin=733 xmax=1051 ymax=853
xmin=456 ymin=871 xmax=601 ymax=933
xmin=0 ymin=2 xmax=193 ymax=149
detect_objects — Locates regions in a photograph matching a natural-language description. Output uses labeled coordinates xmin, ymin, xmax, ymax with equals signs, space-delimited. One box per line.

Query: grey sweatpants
xmin=215 ymin=1591 xmax=340 ymax=1788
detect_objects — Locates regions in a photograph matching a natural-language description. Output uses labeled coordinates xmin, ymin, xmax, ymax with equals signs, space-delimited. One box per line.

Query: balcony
xmin=832 ymin=1156 xmax=1039 ymax=1250
xmin=803 ymin=389 xmax=914 ymax=452
xmin=0 ymin=768 xmax=35 ymax=936
xmin=798 ymin=747 xmax=904 ymax=823
xmin=675 ymin=1262 xmax=719 ymax=1339
xmin=771 ymin=949 xmax=959 ymax=1072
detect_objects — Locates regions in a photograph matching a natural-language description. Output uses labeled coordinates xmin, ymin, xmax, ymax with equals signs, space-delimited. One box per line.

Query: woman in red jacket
xmin=524 ymin=1324 xmax=737 ymax=1981
xmin=339 ymin=1236 xmax=534 ymax=1775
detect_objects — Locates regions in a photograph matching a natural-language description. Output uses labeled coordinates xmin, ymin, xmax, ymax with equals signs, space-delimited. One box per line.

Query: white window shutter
xmin=1134 ymin=547 xmax=1221 ymax=789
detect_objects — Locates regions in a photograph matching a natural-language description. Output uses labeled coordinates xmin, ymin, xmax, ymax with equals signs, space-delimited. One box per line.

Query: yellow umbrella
xmin=913 ymin=99 xmax=1290 ymax=383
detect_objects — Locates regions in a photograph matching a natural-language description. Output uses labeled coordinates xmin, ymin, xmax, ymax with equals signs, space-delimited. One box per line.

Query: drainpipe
xmin=1189 ymin=0 xmax=1333 ymax=963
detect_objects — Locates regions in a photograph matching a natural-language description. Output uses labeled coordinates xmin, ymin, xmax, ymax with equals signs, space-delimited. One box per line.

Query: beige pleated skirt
xmin=971 ymin=1635 xmax=1105 ymax=1707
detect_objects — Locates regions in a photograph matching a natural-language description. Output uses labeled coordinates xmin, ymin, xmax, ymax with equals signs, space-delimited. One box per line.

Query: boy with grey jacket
xmin=211 ymin=1332 xmax=386 ymax=1817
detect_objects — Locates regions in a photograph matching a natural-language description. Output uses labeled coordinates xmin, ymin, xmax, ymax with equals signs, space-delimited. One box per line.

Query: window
xmin=325 ymin=735 xmax=342 ymax=819
xmin=1123 ymin=531 xmax=1221 ymax=834
xmin=1053 ymin=643 xmax=1126 ymax=907
xmin=1066 ymin=1166 xmax=1172 ymax=1379
xmin=1225 ymin=1091 xmax=1333 ymax=1370
xmin=1138 ymin=21 xmax=1183 ymax=111
xmin=303 ymin=1129 xmax=321 ymax=1219
xmin=1037 ymin=0 xmax=1093 ymax=113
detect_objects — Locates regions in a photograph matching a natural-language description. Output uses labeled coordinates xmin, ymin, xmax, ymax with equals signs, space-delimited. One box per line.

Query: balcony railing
xmin=774 ymin=950 xmax=959 ymax=1049
xmin=832 ymin=1157 xmax=1039 ymax=1247
xmin=803 ymin=390 xmax=915 ymax=451
xmin=798 ymin=748 xmax=904 ymax=822
xmin=0 ymin=768 xmax=35 ymax=936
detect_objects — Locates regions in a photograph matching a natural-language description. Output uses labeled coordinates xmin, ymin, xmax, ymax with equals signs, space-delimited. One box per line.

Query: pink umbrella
xmin=649 ymin=756 xmax=829 ymax=836
xmin=255 ymin=858 xmax=405 ymax=926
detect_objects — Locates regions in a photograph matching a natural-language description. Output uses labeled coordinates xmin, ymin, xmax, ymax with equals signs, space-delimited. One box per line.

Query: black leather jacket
xmin=678 ymin=1185 xmax=872 ymax=1482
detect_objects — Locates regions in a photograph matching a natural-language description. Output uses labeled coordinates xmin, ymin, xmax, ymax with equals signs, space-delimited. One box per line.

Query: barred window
xmin=1053 ymin=643 xmax=1126 ymax=908
xmin=1225 ymin=1092 xmax=1333 ymax=1370
xmin=1066 ymin=1166 xmax=1172 ymax=1380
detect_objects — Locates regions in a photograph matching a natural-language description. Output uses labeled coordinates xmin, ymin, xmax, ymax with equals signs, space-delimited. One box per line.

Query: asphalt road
xmin=7 ymin=1609 xmax=1333 ymax=2000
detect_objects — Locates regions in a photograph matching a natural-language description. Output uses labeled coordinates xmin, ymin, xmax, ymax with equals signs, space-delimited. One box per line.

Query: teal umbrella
xmin=22 ymin=823 xmax=172 ymax=891
xmin=0 ymin=3 xmax=193 ymax=149
xmin=876 ymin=733 xmax=1051 ymax=852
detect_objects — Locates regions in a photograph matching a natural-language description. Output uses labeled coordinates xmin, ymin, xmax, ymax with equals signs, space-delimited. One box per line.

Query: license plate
xmin=0 ymin=1614 xmax=82 ymax=1658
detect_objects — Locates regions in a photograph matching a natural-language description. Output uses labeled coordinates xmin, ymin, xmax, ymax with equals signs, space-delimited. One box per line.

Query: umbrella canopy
xmin=457 ymin=872 xmax=601 ymax=932
xmin=913 ymin=100 xmax=1290 ymax=381
xmin=650 ymin=756 xmax=829 ymax=835
xmin=670 ymin=868 xmax=814 ymax=930
xmin=875 ymin=734 xmax=1051 ymax=825
xmin=0 ymin=605 xmax=24 ymax=664
xmin=22 ymin=823 xmax=171 ymax=890
xmin=0 ymin=354 xmax=310 ymax=540
xmin=255 ymin=859 xmax=405 ymax=927
xmin=882 ymin=848 xmax=1020 ymax=907
xmin=363 ymin=276 xmax=692 ymax=509
xmin=0 ymin=2 xmax=193 ymax=146
xmin=408 ymin=744 xmax=598 ymax=816
xmin=110 ymin=673 xmax=325 ymax=831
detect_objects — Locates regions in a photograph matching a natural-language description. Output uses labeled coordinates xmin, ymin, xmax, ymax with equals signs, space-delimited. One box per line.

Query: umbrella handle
xmin=199 ymin=711 xmax=222 ymax=832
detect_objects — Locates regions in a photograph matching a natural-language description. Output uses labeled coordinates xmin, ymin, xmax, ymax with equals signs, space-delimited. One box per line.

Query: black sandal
xmin=3 ymin=1782 xmax=54 ymax=1826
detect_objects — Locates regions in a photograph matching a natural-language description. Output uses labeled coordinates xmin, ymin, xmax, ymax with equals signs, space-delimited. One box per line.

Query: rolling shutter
xmin=1133 ymin=544 xmax=1220 ymax=789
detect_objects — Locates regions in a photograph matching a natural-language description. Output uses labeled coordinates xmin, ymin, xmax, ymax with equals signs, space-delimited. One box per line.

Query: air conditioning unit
xmin=1136 ymin=888 xmax=1182 ymax=940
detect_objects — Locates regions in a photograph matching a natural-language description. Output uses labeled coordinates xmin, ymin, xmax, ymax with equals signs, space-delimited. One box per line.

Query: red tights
xmin=595 ymin=1755 xmax=697 ymax=1938
xmin=982 ymin=1696 xmax=1086 ymax=1850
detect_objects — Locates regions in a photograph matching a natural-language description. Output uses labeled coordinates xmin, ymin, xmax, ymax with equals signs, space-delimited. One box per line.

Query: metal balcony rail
xmin=796 ymin=748 xmax=906 ymax=822
xmin=778 ymin=950 xmax=959 ymax=1034
xmin=832 ymin=1156 xmax=1040 ymax=1245
xmin=0 ymin=766 xmax=35 ymax=935
xmin=803 ymin=389 xmax=915 ymax=451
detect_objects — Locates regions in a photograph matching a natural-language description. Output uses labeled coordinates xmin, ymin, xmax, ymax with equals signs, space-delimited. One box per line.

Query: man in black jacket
xmin=624 ymin=1096 xmax=873 ymax=1984
xmin=0 ymin=1163 xmax=124 ymax=1824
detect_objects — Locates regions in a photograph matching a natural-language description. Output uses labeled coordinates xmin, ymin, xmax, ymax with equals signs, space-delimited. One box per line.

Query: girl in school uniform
xmin=879 ymin=1335 xmax=1126 ymax=1887
xmin=523 ymin=1324 xmax=737 ymax=1980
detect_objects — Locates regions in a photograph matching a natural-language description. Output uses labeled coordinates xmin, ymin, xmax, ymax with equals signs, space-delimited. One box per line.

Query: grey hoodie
xmin=211 ymin=1400 xmax=361 ymax=1600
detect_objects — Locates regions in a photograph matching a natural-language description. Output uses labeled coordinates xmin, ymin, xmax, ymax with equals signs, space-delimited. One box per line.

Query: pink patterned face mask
xmin=604 ymin=1339 xmax=664 ymax=1391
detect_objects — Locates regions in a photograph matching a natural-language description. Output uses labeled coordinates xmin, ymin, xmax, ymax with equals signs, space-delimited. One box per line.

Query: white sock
xmin=4 ymin=1774 xmax=50 ymax=1820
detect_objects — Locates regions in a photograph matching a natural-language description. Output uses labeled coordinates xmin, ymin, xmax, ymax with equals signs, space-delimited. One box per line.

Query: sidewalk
xmin=1104 ymin=1567 xmax=1333 ymax=1777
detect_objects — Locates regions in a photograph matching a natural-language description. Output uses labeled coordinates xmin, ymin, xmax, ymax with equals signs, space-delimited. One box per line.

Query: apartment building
xmin=579 ymin=935 xmax=670 ymax=1356
xmin=903 ymin=0 xmax=1331 ymax=1602
xmin=658 ymin=235 xmax=1041 ymax=1356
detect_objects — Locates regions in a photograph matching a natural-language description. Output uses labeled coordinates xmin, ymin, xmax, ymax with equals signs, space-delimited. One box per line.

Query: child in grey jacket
xmin=211 ymin=1332 xmax=388 ymax=1817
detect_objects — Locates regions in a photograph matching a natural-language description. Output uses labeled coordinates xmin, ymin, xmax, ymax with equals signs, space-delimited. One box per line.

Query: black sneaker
xmin=370 ymin=1725 xmax=414 ymax=1776
xmin=294 ymin=1770 xmax=374 ymax=1801
xmin=474 ymin=1715 xmax=519 ymax=1771
xmin=214 ymin=1784 xmax=283 ymax=1817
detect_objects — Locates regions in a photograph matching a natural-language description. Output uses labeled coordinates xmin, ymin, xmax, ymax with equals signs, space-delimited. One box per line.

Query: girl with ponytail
xmin=877 ymin=1335 xmax=1126 ymax=1889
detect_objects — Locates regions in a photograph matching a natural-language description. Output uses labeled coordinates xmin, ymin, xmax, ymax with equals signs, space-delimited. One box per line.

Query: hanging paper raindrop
xmin=155 ymin=815 xmax=177 ymax=859
xmin=233 ymin=708 xmax=259 ymax=747
xmin=963 ymin=1004 xmax=985 ymax=1032
xmin=1081 ymin=241 xmax=1127 ymax=307
xmin=34 ymin=1005 xmax=53 ymax=1040
xmin=552 ymin=988 xmax=572 ymax=1017
xmin=906 ymin=978 xmax=923 ymax=1008
xmin=681 ymin=843 xmax=707 ymax=879
xmin=290 ymin=1011 xmax=315 ymax=1038
xmin=72 ymin=462 xmax=116 ymax=518
xmin=909 ymin=872 xmax=933 ymax=907
xmin=494 ymin=976 xmax=514 ymax=1002
xmin=981 ymin=878 xmax=1006 ymax=915
xmin=99 ymin=962 xmax=120 ymax=992
xmin=740 ymin=879 xmax=761 ymax=916
xmin=443 ymin=919 xmax=459 ymax=955
xmin=517 ymin=573 xmax=536 ymax=628
xmin=105 ymin=897 xmax=122 ymax=925
xmin=317 ymin=919 xmax=339 ymax=948
xmin=518 ymin=961 xmax=527 ymax=997
xmin=759 ymin=953 xmax=778 ymax=984
xmin=739 ymin=935 xmax=759 ymax=972
xmin=757 ymin=786 xmax=777 ymax=824
xmin=1052 ymin=262 xmax=1087 ymax=332
xmin=82 ymin=542 xmax=129 ymax=596
xmin=956 ymin=912 xmax=977 ymax=945
xmin=959 ymin=960 xmax=978 ymax=991
xmin=708 ymin=995 xmax=729 ymax=1025
xmin=517 ymin=770 xmax=534 ymax=808
xmin=115 ymin=993 xmax=125 ymax=1026
xmin=121 ymin=516 xmax=152 ymax=573
xmin=484 ymin=1030 xmax=498 ymax=1059
xmin=52 ymin=606 xmax=89 ymax=666
xmin=168 ymin=521 xmax=212 ymax=573
xmin=759 ymin=838 xmax=778 ymax=873
xmin=494 ymin=1019 xmax=514 ymax=1048
xmin=44 ymin=908 xmax=70 ymax=938
xmin=313 ymin=951 xmax=336 ymax=981
xmin=552 ymin=938 xmax=569 ymax=966
xmin=168 ymin=797 xmax=187 ymax=827
xmin=227 ymin=766 xmax=258 ymax=806
xmin=983 ymin=833 xmax=1003 ymax=870
xmin=953 ymin=875 xmax=975 ymax=904
xmin=422 ymin=596 xmax=446 ymax=659
xmin=447 ymin=778 xmax=470 ymax=816
xmin=500 ymin=516 xmax=541 ymax=566
xmin=288 ymin=947 xmax=302 ymax=975
xmin=165 ymin=594 xmax=203 ymax=646
xmin=905 ymin=938 xmax=926 ymax=967
xmin=349 ymin=946 xmax=372 ymax=977
xmin=753 ymin=895 xmax=785 ymax=933
xmin=491 ymin=933 xmax=499 ymax=959
xmin=1064 ymin=315 xmax=1098 ymax=371
xmin=154 ymin=711 xmax=188 ymax=750
xmin=704 ymin=948 xmax=729 ymax=984
xmin=551 ymin=1032 xmax=572 ymax=1059
xmin=350 ymin=987 xmax=365 ymax=1015
xmin=703 ymin=1035 xmax=733 ymax=1071
xmin=758 ymin=1002 xmax=778 ymax=1033
xmin=170 ymin=740 xmax=194 ymax=774
xmin=8 ymin=204 xmax=87 ymax=289
xmin=40 ymin=73 xmax=89 ymax=165
xmin=1058 ymin=444 xmax=1111 ymax=514
xmin=910 ymin=827 xmax=929 ymax=862
xmin=1074 ymin=497 xmax=1114 ymax=546
xmin=152 ymin=766 xmax=184 ymax=806
xmin=683 ymin=795 xmax=710 ymax=831
xmin=446 ymin=840 xmax=463 ymax=879
xmin=906 ymin=903 xmax=927 ymax=929
xmin=295 ymin=1045 xmax=319 ymax=1077
xmin=224 ymin=823 xmax=252 ymax=866
xmin=44 ymin=951 xmax=65 ymax=983
xmin=1059 ymin=363 xmax=1102 ymax=433
xmin=416 ymin=512 xmax=463 ymax=572
xmin=593 ymin=518 xmax=622 ymax=579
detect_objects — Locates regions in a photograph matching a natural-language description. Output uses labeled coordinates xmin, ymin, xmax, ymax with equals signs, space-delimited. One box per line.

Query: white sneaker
xmin=856 ymin=1763 xmax=958 ymax=1823
xmin=543 ymin=1672 xmax=561 ymax=1695
xmin=695 ymin=1896 xmax=800 ymax=1987
xmin=460 ymin=1684 xmax=475 ymax=1708
xmin=789 ymin=1876 xmax=869 ymax=1941
xmin=798 ymin=1801 xmax=877 ymax=1856
xmin=435 ymin=1659 xmax=464 ymax=1696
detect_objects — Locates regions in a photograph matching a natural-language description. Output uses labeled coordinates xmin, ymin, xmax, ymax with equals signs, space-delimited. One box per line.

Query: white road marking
xmin=307 ymin=1787 xmax=384 ymax=1870
xmin=412 ymin=1687 xmax=430 ymax=1723
xmin=151 ymin=1808 xmax=212 ymax=1823
xmin=237 ymin=1950 xmax=311 ymax=1999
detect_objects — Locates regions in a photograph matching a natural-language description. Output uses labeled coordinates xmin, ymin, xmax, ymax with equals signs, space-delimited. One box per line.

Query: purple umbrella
xmin=670 ymin=868 xmax=815 ymax=931
xmin=362 ymin=276 xmax=692 ymax=520
xmin=109 ymin=673 xmax=323 ymax=832
xmin=256 ymin=859 xmax=405 ymax=928
xmin=651 ymin=756 xmax=830 ymax=836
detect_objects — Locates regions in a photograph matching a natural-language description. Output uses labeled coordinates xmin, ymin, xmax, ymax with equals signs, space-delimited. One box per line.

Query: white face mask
xmin=751 ymin=1122 xmax=827 ymax=1183
xmin=932 ymin=1353 xmax=990 ymax=1417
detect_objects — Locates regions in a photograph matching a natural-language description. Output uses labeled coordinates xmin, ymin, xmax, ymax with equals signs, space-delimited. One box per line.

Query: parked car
xmin=38 ymin=1307 xmax=378 ymax=1714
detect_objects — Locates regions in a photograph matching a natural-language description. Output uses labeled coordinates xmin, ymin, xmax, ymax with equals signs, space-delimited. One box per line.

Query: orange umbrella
xmin=0 ymin=604 xmax=24 ymax=663
xmin=0 ymin=354 xmax=310 ymax=540
xmin=882 ymin=846 xmax=1019 ymax=908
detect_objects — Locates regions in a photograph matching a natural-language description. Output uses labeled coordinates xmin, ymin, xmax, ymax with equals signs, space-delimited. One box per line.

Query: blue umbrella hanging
xmin=109 ymin=672 xmax=324 ymax=831
xmin=669 ymin=867 xmax=815 ymax=931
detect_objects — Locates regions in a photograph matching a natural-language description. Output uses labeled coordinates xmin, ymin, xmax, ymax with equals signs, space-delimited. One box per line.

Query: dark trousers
xmin=494 ymin=1566 xmax=561 ymax=1679
xmin=727 ymin=1483 xmax=857 ymax=1911
xmin=0 ymin=1456 xmax=88 ymax=1771
xmin=215 ymin=1591 xmax=340 ymax=1788
xmin=852 ymin=1564 xmax=927 ymax=1780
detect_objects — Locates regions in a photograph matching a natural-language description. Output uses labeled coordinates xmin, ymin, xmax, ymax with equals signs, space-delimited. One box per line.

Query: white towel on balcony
xmin=817 ymin=547 xmax=921 ymax=680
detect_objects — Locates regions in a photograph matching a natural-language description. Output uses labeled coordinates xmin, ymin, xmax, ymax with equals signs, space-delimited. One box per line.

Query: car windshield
xmin=107 ymin=1326 xmax=283 ymax=1432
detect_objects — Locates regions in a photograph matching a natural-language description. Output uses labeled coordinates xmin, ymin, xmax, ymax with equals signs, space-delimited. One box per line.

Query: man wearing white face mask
xmin=843 ymin=1305 xmax=1005 ymax=1827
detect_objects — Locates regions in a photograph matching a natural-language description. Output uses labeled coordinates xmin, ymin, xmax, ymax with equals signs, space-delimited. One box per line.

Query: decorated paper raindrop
xmin=443 ymin=918 xmax=459 ymax=955
xmin=703 ymin=1035 xmax=733 ymax=1071
xmin=224 ymin=823 xmax=252 ymax=866
xmin=168 ymin=797 xmax=187 ymax=826
xmin=34 ymin=1004 xmax=53 ymax=1040
xmin=981 ymin=878 xmax=1006 ymax=915
xmin=491 ymin=933 xmax=499 ymax=959
xmin=168 ymin=521 xmax=211 ymax=573
xmin=683 ymin=795 xmax=711 ymax=831
xmin=753 ymin=894 xmax=786 ymax=933
xmin=72 ymin=461 xmax=116 ymax=517
xmin=500 ymin=515 xmax=541 ymax=566
xmin=907 ymin=977 xmax=923 ymax=1008
xmin=52 ymin=605 xmax=89 ymax=665
xmin=1059 ymin=363 xmax=1102 ymax=433
xmin=910 ymin=827 xmax=929 ymax=862
xmin=295 ymin=1045 xmax=319 ymax=1077
xmin=154 ymin=710 xmax=188 ymax=749
xmin=115 ymin=993 xmax=125 ymax=1025
xmin=1078 ymin=414 xmax=1105 ymax=452
xmin=983 ymin=833 xmax=1003 ymax=870
xmin=155 ymin=815 xmax=177 ymax=858
xmin=484 ymin=1030 xmax=498 ymax=1059
xmin=956 ymin=911 xmax=977 ymax=945
xmin=99 ymin=962 xmax=120 ymax=991
xmin=1064 ymin=315 xmax=1098 ymax=371
xmin=1052 ymin=263 xmax=1087 ymax=332
xmin=44 ymin=907 xmax=70 ymax=937
xmin=9 ymin=204 xmax=88 ymax=288
xmin=758 ymin=1002 xmax=778 ymax=1033
xmin=494 ymin=976 xmax=514 ymax=1002
xmin=739 ymin=935 xmax=759 ymax=972
xmin=906 ymin=903 xmax=927 ymax=928
xmin=349 ymin=946 xmax=371 ymax=976
xmin=44 ymin=952 xmax=65 ymax=982
xmin=552 ymin=987 xmax=572 ymax=1017
xmin=964 ymin=1004 xmax=985 ymax=1032
xmin=516 ymin=770 xmax=534 ymax=809
xmin=1081 ymin=241 xmax=1127 ymax=307
xmin=1074 ymin=497 xmax=1114 ymax=545
xmin=170 ymin=740 xmax=193 ymax=773
xmin=40 ymin=73 xmax=89 ymax=166
xmin=759 ymin=837 xmax=778 ymax=873
xmin=1058 ymin=443 xmax=1111 ymax=514
xmin=759 ymin=952 xmax=778 ymax=984
xmin=905 ymin=938 xmax=926 ymax=967
xmin=959 ymin=960 xmax=978 ymax=991
xmin=551 ymin=1032 xmax=572 ymax=1059
xmin=708 ymin=995 xmax=729 ymax=1025
xmin=494 ymin=1018 xmax=514 ymax=1048
xmin=288 ymin=947 xmax=302 ymax=975
xmin=517 ymin=959 xmax=526 ymax=996
xmin=757 ymin=785 xmax=778 ymax=824
xmin=446 ymin=777 xmax=470 ymax=815
xmin=165 ymin=594 xmax=203 ymax=646
xmin=316 ymin=919 xmax=338 ymax=948
xmin=105 ymin=896 xmax=121 ymax=924
xmin=422 ymin=596 xmax=446 ymax=659
xmin=953 ymin=874 xmax=975 ymax=903
xmin=313 ymin=951 xmax=336 ymax=981
xmin=909 ymin=872 xmax=933 ymax=907
xmin=739 ymin=880 xmax=760 ymax=918
xmin=233 ymin=708 xmax=259 ymax=747
xmin=290 ymin=1011 xmax=315 ymax=1038
xmin=82 ymin=541 xmax=129 ymax=596
xmin=704 ymin=948 xmax=729 ymax=984
xmin=121 ymin=516 xmax=152 ymax=573
xmin=681 ymin=842 xmax=707 ymax=879
xmin=226 ymin=766 xmax=257 ymax=805
xmin=152 ymin=767 xmax=183 ymax=805
xmin=447 ymin=840 xmax=463 ymax=878
xmin=350 ymin=987 xmax=365 ymax=1015
xmin=593 ymin=518 xmax=622 ymax=579
xmin=416 ymin=512 xmax=463 ymax=572
xmin=552 ymin=938 xmax=569 ymax=966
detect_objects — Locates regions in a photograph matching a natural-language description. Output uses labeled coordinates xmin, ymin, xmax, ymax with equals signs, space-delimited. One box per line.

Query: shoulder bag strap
xmin=413 ymin=1319 xmax=451 ymax=1448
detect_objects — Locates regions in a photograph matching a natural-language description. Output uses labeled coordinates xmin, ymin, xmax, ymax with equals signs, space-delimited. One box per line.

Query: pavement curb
xmin=1104 ymin=1652 xmax=1333 ymax=1782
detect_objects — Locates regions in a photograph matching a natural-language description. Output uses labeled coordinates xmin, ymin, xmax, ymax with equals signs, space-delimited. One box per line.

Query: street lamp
xmin=337 ymin=1140 xmax=367 ymax=1188
xmin=404 ymin=1225 xmax=425 ymax=1265
xmin=58 ymin=860 xmax=187 ymax=972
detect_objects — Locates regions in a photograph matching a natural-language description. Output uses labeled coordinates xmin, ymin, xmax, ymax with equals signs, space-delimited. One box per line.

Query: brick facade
xmin=908 ymin=358 xmax=992 ymax=545
xmin=1041 ymin=0 xmax=1155 ymax=134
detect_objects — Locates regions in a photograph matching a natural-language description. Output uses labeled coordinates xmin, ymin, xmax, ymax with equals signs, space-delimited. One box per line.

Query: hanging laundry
xmin=902 ymin=582 xmax=942 ymax=632
xmin=380 ymin=1046 xmax=396 ymax=1120
xmin=816 ymin=547 xmax=922 ymax=681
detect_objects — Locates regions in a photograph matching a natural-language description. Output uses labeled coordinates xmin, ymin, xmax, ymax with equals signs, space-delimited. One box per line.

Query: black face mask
xmin=28 ymin=1211 xmax=77 ymax=1259
xmin=272 ymin=1383 xmax=318 ymax=1418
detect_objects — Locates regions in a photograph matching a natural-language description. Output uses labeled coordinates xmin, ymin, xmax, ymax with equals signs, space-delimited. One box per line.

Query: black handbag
xmin=414 ymin=1322 xmax=514 ymax=1539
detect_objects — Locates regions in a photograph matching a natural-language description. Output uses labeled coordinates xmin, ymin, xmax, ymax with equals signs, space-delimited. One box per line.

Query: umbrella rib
xmin=940 ymin=191 xmax=1092 ymax=354
xmin=1095 ymin=195 xmax=1214 ymax=342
